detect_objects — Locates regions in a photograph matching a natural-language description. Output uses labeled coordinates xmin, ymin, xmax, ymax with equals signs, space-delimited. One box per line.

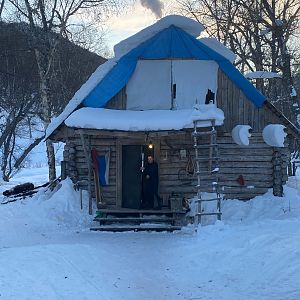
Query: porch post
xmin=79 ymin=131 xmax=93 ymax=215
xmin=272 ymin=150 xmax=283 ymax=197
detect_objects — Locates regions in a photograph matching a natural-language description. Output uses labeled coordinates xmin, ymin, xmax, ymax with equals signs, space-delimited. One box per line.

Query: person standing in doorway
xmin=141 ymin=155 xmax=161 ymax=209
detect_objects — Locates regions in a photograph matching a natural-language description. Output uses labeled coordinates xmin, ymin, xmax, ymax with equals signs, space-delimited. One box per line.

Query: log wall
xmin=62 ymin=131 xmax=289 ymax=205
xmin=59 ymin=67 xmax=292 ymax=205
xmin=217 ymin=69 xmax=285 ymax=133
xmin=63 ymin=136 xmax=118 ymax=206
xmin=159 ymin=132 xmax=288 ymax=201
xmin=105 ymin=87 xmax=126 ymax=109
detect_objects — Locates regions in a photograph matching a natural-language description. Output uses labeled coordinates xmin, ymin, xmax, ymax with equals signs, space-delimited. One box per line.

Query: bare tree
xmin=0 ymin=0 xmax=5 ymax=18
xmin=2 ymin=0 xmax=122 ymax=180
xmin=176 ymin=0 xmax=300 ymax=123
xmin=0 ymin=21 xmax=104 ymax=181
xmin=0 ymin=69 xmax=41 ymax=181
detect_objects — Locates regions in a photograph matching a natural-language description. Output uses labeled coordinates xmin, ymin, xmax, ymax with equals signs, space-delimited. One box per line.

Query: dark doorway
xmin=122 ymin=145 xmax=144 ymax=209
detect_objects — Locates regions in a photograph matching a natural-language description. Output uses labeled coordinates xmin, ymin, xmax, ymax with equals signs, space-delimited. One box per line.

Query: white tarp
xmin=126 ymin=59 xmax=218 ymax=110
xmin=172 ymin=60 xmax=218 ymax=109
xmin=126 ymin=60 xmax=172 ymax=110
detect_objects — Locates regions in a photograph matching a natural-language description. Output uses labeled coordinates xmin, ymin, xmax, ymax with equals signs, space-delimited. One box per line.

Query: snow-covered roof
xmin=45 ymin=59 xmax=117 ymax=139
xmin=114 ymin=15 xmax=204 ymax=58
xmin=245 ymin=71 xmax=282 ymax=79
xmin=198 ymin=37 xmax=236 ymax=63
xmin=45 ymin=15 xmax=264 ymax=140
xmin=65 ymin=105 xmax=224 ymax=131
xmin=45 ymin=16 xmax=206 ymax=140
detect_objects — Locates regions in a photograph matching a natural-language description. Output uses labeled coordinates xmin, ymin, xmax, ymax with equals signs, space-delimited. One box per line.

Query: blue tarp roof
xmin=83 ymin=25 xmax=266 ymax=108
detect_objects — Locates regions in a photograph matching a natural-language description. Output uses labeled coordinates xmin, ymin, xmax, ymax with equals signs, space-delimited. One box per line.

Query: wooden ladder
xmin=192 ymin=119 xmax=222 ymax=224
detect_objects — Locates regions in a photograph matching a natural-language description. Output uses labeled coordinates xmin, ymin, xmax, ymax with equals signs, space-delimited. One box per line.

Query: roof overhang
xmin=64 ymin=105 xmax=224 ymax=132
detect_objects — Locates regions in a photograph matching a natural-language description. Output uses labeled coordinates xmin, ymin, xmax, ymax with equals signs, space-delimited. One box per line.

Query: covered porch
xmin=60 ymin=106 xmax=224 ymax=216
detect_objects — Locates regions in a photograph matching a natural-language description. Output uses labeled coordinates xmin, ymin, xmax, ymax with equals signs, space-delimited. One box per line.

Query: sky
xmin=105 ymin=0 xmax=176 ymax=51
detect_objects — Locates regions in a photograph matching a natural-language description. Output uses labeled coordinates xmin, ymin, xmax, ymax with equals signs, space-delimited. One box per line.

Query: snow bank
xmin=222 ymin=186 xmax=300 ymax=224
xmin=1 ymin=168 xmax=300 ymax=300
xmin=263 ymin=124 xmax=287 ymax=147
xmin=65 ymin=104 xmax=224 ymax=131
xmin=2 ymin=178 xmax=92 ymax=231
xmin=185 ymin=185 xmax=300 ymax=227
xmin=45 ymin=59 xmax=117 ymax=140
xmin=291 ymin=86 xmax=297 ymax=97
xmin=114 ymin=15 xmax=204 ymax=58
xmin=245 ymin=71 xmax=281 ymax=79
xmin=198 ymin=37 xmax=236 ymax=63
xmin=231 ymin=125 xmax=252 ymax=146
xmin=37 ymin=178 xmax=92 ymax=228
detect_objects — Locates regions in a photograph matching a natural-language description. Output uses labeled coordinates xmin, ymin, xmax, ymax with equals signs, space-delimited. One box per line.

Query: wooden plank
xmin=230 ymin=79 xmax=237 ymax=124
xmin=221 ymin=186 xmax=269 ymax=193
xmin=216 ymin=69 xmax=223 ymax=108
xmin=224 ymin=194 xmax=261 ymax=200
xmin=160 ymin=180 xmax=273 ymax=188
xmin=116 ymin=140 xmax=122 ymax=207
xmin=237 ymin=89 xmax=243 ymax=125
xmin=77 ymin=168 xmax=117 ymax=176
xmin=159 ymin=156 xmax=272 ymax=164
xmin=105 ymin=87 xmax=127 ymax=109
xmin=90 ymin=225 xmax=182 ymax=232
xmin=79 ymin=133 xmax=93 ymax=215
xmin=160 ymin=173 xmax=272 ymax=181
xmin=73 ymin=129 xmax=190 ymax=138
xmin=96 ymin=208 xmax=183 ymax=214
xmin=75 ymin=157 xmax=116 ymax=164
xmin=160 ymin=161 xmax=273 ymax=170
xmin=159 ymin=167 xmax=273 ymax=175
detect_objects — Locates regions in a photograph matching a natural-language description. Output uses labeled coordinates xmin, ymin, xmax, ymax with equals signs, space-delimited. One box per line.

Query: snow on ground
xmin=0 ymin=169 xmax=300 ymax=300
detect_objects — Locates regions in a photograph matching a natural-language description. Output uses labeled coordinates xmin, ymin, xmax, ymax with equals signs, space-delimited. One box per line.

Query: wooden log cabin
xmin=46 ymin=15 xmax=299 ymax=221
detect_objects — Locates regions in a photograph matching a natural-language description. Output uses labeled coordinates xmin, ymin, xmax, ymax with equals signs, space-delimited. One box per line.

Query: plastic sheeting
xmin=126 ymin=60 xmax=218 ymax=110
xmin=126 ymin=60 xmax=172 ymax=110
xmin=172 ymin=60 xmax=218 ymax=108
xmin=83 ymin=25 xmax=265 ymax=108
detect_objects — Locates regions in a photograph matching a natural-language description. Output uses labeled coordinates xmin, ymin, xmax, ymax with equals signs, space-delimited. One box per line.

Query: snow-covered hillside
xmin=0 ymin=169 xmax=300 ymax=300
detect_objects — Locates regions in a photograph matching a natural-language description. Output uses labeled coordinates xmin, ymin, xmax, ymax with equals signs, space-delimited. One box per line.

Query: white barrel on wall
xmin=262 ymin=124 xmax=287 ymax=147
xmin=231 ymin=125 xmax=252 ymax=146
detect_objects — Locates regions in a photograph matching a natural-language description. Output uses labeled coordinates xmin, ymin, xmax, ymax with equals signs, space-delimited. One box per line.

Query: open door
xmin=122 ymin=145 xmax=144 ymax=209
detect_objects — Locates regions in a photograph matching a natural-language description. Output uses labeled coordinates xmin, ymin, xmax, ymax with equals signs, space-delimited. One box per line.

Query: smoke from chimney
xmin=140 ymin=0 xmax=164 ymax=19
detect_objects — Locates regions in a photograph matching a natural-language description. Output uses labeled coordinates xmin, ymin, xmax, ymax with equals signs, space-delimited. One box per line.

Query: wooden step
xmin=193 ymin=144 xmax=218 ymax=149
xmin=96 ymin=208 xmax=187 ymax=215
xmin=195 ymin=169 xmax=219 ymax=175
xmin=196 ymin=212 xmax=222 ymax=216
xmin=192 ymin=130 xmax=216 ymax=136
xmin=195 ymin=156 xmax=219 ymax=161
xmin=94 ymin=217 xmax=174 ymax=223
xmin=194 ymin=197 xmax=221 ymax=202
xmin=90 ymin=225 xmax=182 ymax=232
